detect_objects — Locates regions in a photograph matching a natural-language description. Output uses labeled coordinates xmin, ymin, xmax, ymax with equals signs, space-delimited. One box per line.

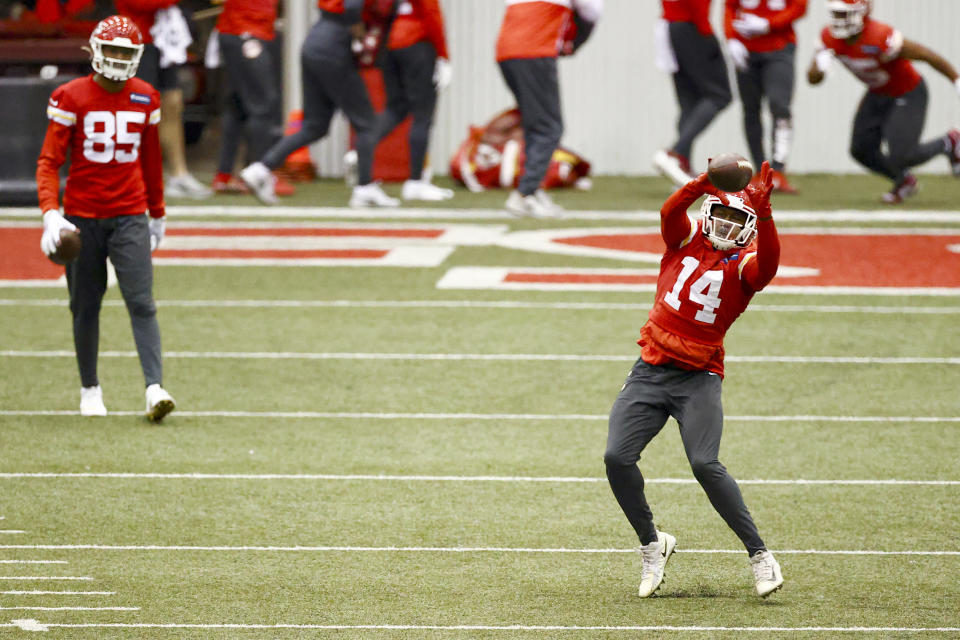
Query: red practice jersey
xmin=216 ymin=0 xmax=278 ymax=41
xmin=496 ymin=0 xmax=574 ymax=61
xmin=114 ymin=0 xmax=178 ymax=44
xmin=37 ymin=76 xmax=165 ymax=219
xmin=640 ymin=180 xmax=780 ymax=376
xmin=724 ymin=0 xmax=807 ymax=53
xmin=820 ymin=19 xmax=921 ymax=97
xmin=388 ymin=0 xmax=448 ymax=58
xmin=661 ymin=0 xmax=713 ymax=36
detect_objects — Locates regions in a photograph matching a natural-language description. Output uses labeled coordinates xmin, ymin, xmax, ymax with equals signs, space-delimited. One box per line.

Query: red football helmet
xmin=89 ymin=15 xmax=144 ymax=82
xmin=826 ymin=0 xmax=871 ymax=39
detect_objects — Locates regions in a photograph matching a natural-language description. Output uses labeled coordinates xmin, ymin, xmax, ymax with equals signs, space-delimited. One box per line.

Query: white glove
xmin=815 ymin=47 xmax=836 ymax=73
xmin=727 ymin=39 xmax=750 ymax=71
xmin=40 ymin=209 xmax=77 ymax=256
xmin=148 ymin=216 xmax=166 ymax=252
xmin=433 ymin=57 xmax=452 ymax=93
xmin=732 ymin=13 xmax=769 ymax=38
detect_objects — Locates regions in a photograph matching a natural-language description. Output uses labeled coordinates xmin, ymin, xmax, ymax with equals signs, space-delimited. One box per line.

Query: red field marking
xmin=154 ymin=249 xmax=388 ymax=259
xmin=168 ymin=228 xmax=443 ymax=238
xmin=553 ymin=231 xmax=960 ymax=288
xmin=505 ymin=272 xmax=657 ymax=285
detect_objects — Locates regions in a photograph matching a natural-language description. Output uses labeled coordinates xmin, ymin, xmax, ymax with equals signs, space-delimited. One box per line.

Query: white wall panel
xmin=285 ymin=0 xmax=960 ymax=177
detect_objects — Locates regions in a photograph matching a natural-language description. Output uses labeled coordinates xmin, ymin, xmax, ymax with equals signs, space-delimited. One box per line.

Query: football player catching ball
xmin=604 ymin=162 xmax=783 ymax=599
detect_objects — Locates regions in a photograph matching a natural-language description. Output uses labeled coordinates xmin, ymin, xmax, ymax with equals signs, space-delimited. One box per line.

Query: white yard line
xmin=2 ymin=590 xmax=114 ymax=595
xmin=0 ymin=531 xmax=25 ymax=535
xmin=2 ymin=350 xmax=957 ymax=365
xmin=2 ymin=298 xmax=959 ymax=314
xmin=5 ymin=204 xmax=960 ymax=222
xmin=3 ymin=622 xmax=960 ymax=633
xmin=0 ymin=606 xmax=137 ymax=611
xmin=0 ymin=545 xmax=956 ymax=556
xmin=1 ymin=410 xmax=957 ymax=422
xmin=0 ymin=473 xmax=954 ymax=486
xmin=0 ymin=576 xmax=93 ymax=581
xmin=0 ymin=561 xmax=66 ymax=564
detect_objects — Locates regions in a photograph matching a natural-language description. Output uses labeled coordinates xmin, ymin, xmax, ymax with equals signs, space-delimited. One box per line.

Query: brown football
xmin=49 ymin=228 xmax=82 ymax=266
xmin=707 ymin=153 xmax=754 ymax=192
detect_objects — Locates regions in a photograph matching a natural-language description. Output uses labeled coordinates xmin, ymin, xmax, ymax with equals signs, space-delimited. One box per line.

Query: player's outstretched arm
xmin=659 ymin=173 xmax=727 ymax=248
xmin=741 ymin=162 xmax=780 ymax=292
xmin=900 ymin=39 xmax=960 ymax=89
xmin=36 ymin=121 xmax=70 ymax=215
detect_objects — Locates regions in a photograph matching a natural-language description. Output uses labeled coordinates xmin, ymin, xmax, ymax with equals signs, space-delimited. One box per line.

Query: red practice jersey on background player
xmin=216 ymin=0 xmax=278 ymax=41
xmin=724 ymin=0 xmax=808 ymax=53
xmin=640 ymin=181 xmax=780 ymax=376
xmin=37 ymin=76 xmax=165 ymax=219
xmin=388 ymin=0 xmax=448 ymax=58
xmin=820 ymin=19 xmax=921 ymax=97
xmin=662 ymin=0 xmax=713 ymax=36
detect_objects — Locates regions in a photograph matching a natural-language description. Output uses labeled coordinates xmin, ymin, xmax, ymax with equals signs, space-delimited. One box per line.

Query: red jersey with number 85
xmin=37 ymin=75 xmax=165 ymax=219
xmin=820 ymin=19 xmax=920 ymax=97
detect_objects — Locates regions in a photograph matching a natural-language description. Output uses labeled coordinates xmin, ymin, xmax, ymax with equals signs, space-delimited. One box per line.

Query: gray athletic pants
xmin=498 ymin=57 xmax=564 ymax=196
xmin=261 ymin=51 xmax=378 ymax=186
xmin=850 ymin=79 xmax=945 ymax=183
xmin=604 ymin=358 xmax=765 ymax=555
xmin=65 ymin=214 xmax=162 ymax=389
xmin=668 ymin=22 xmax=732 ymax=161
xmin=218 ymin=33 xmax=283 ymax=168
xmin=736 ymin=44 xmax=795 ymax=172
xmin=375 ymin=41 xmax=438 ymax=180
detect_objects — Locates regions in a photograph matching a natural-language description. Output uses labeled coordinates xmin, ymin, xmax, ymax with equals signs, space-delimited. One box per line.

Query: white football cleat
xmin=165 ymin=173 xmax=213 ymax=199
xmin=504 ymin=190 xmax=557 ymax=219
xmin=533 ymin=189 xmax=563 ymax=214
xmin=349 ymin=183 xmax=401 ymax=208
xmin=401 ymin=179 xmax=454 ymax=201
xmin=343 ymin=150 xmax=359 ymax=188
xmin=79 ymin=385 xmax=107 ymax=417
xmin=750 ymin=549 xmax=784 ymax=598
xmin=145 ymin=384 xmax=176 ymax=423
xmin=637 ymin=530 xmax=676 ymax=598
xmin=240 ymin=162 xmax=278 ymax=205
xmin=653 ymin=149 xmax=694 ymax=187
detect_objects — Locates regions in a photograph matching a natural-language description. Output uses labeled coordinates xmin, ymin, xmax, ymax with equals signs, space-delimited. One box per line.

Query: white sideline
xmin=2 ymin=350 xmax=958 ymax=365
xmin=2 ymin=298 xmax=960 ymax=314
xmin=0 ymin=544 xmax=957 ymax=556
xmin=5 ymin=204 xmax=960 ymax=222
xmin=0 ymin=472 xmax=955 ymax=486
xmin=3 ymin=622 xmax=960 ymax=633
xmin=1 ymin=410 xmax=958 ymax=422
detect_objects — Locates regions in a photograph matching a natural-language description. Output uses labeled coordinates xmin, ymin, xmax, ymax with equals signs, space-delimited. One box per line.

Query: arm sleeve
xmin=740 ymin=218 xmax=780 ymax=292
xmin=417 ymin=0 xmax=449 ymax=59
xmin=767 ymin=0 xmax=807 ymax=31
xmin=141 ymin=106 xmax=165 ymax=218
xmin=660 ymin=176 xmax=712 ymax=248
xmin=36 ymin=121 xmax=70 ymax=213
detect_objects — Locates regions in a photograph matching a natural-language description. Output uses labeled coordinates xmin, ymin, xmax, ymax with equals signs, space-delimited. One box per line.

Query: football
xmin=707 ymin=153 xmax=754 ymax=192
xmin=49 ymin=228 xmax=82 ymax=266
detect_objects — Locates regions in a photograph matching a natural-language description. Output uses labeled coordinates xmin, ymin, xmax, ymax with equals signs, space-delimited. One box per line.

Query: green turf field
xmin=0 ymin=176 xmax=958 ymax=638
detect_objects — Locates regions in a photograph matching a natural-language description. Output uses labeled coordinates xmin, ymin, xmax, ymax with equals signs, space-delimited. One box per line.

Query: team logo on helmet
xmin=90 ymin=15 xmax=144 ymax=82
xmin=700 ymin=194 xmax=758 ymax=251
xmin=826 ymin=0 xmax=871 ymax=39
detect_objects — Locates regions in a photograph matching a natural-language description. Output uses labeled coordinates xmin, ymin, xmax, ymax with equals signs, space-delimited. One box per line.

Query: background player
xmin=36 ymin=15 xmax=176 ymax=422
xmin=604 ymin=162 xmax=783 ymax=599
xmin=653 ymin=0 xmax=733 ymax=186
xmin=366 ymin=0 xmax=454 ymax=202
xmin=725 ymin=0 xmax=807 ymax=194
xmin=495 ymin=0 xmax=603 ymax=218
xmin=808 ymin=0 xmax=960 ymax=203
xmin=241 ymin=0 xmax=400 ymax=208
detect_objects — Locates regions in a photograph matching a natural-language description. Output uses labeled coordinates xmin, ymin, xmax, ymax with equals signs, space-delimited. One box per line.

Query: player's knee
xmin=125 ymin=296 xmax=156 ymax=319
xmin=603 ymin=448 xmax=636 ymax=469
xmin=690 ymin=458 xmax=725 ymax=484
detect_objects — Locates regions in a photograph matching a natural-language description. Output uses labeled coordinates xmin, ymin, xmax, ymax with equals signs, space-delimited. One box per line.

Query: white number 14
xmin=663 ymin=256 xmax=722 ymax=324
